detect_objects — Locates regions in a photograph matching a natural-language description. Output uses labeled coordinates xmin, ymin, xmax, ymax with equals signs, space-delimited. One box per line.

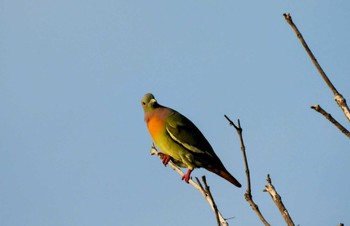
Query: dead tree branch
xmin=283 ymin=13 xmax=350 ymax=125
xmin=264 ymin=174 xmax=295 ymax=226
xmin=150 ymin=144 xmax=229 ymax=226
xmin=311 ymin=105 xmax=350 ymax=138
xmin=196 ymin=176 xmax=221 ymax=226
xmin=224 ymin=115 xmax=271 ymax=226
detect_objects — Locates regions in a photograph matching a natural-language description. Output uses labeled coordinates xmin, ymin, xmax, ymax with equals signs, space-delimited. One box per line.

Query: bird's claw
xmin=160 ymin=153 xmax=172 ymax=166
xmin=181 ymin=169 xmax=193 ymax=183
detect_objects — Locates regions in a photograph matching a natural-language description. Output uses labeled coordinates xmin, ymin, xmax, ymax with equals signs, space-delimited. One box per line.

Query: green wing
xmin=165 ymin=109 xmax=219 ymax=160
xmin=164 ymin=109 xmax=240 ymax=187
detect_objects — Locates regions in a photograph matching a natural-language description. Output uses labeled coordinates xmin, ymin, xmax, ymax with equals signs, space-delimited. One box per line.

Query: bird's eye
xmin=142 ymin=101 xmax=146 ymax=106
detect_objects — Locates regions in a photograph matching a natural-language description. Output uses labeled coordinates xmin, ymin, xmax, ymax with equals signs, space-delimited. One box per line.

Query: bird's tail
xmin=205 ymin=166 xmax=242 ymax=188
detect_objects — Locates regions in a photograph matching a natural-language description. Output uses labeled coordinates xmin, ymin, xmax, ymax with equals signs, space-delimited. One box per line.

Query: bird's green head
xmin=141 ymin=93 xmax=159 ymax=112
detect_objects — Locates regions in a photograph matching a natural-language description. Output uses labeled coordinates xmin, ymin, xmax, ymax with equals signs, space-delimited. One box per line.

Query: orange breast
xmin=147 ymin=114 xmax=165 ymax=140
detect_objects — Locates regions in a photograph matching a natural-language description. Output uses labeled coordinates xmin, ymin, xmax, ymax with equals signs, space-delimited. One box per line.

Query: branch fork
xmin=284 ymin=13 xmax=350 ymax=137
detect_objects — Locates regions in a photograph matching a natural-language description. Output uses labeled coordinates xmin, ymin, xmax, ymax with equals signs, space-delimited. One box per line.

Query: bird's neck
xmin=144 ymin=106 xmax=167 ymax=123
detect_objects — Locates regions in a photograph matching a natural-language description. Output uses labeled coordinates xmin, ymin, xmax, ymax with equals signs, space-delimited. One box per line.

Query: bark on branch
xmin=311 ymin=105 xmax=350 ymax=138
xmin=283 ymin=13 xmax=350 ymax=128
xmin=264 ymin=174 xmax=295 ymax=226
xmin=224 ymin=115 xmax=271 ymax=226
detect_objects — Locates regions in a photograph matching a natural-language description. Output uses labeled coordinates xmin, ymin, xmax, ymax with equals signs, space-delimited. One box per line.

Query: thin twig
xmin=150 ymin=144 xmax=229 ymax=226
xmin=224 ymin=116 xmax=250 ymax=189
xmin=224 ymin=115 xmax=271 ymax=226
xmin=283 ymin=13 xmax=350 ymax=123
xmin=283 ymin=13 xmax=338 ymax=95
xmin=201 ymin=176 xmax=221 ymax=226
xmin=311 ymin=105 xmax=350 ymax=138
xmin=264 ymin=174 xmax=295 ymax=226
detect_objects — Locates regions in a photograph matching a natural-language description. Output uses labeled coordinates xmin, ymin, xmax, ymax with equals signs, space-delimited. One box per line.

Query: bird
xmin=141 ymin=93 xmax=241 ymax=187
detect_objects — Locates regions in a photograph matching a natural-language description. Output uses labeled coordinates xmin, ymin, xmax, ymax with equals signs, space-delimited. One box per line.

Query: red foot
xmin=161 ymin=153 xmax=172 ymax=166
xmin=181 ymin=169 xmax=193 ymax=183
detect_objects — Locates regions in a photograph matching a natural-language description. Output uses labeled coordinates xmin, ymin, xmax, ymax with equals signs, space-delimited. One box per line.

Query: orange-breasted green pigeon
xmin=141 ymin=93 xmax=241 ymax=187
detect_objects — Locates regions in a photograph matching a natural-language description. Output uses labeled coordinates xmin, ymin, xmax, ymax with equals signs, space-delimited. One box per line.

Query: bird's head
xmin=141 ymin=93 xmax=159 ymax=112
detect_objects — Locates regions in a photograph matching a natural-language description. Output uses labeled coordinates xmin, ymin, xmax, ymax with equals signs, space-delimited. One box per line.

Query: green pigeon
xmin=141 ymin=93 xmax=241 ymax=187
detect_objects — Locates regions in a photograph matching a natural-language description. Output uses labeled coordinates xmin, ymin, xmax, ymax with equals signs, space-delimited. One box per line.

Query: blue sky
xmin=1 ymin=1 xmax=349 ymax=226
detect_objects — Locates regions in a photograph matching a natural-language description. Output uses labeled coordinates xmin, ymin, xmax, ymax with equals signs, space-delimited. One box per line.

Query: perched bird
xmin=141 ymin=93 xmax=241 ymax=187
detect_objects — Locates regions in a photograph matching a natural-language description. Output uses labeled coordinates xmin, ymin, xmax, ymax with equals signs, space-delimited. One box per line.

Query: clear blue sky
xmin=1 ymin=1 xmax=349 ymax=226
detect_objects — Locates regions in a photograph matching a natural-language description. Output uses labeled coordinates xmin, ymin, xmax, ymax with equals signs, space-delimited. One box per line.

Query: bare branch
xmin=283 ymin=13 xmax=338 ymax=95
xmin=199 ymin=176 xmax=221 ymax=226
xmin=311 ymin=105 xmax=350 ymax=138
xmin=224 ymin=116 xmax=251 ymax=192
xmin=283 ymin=13 xmax=350 ymax=123
xmin=224 ymin=115 xmax=271 ymax=226
xmin=264 ymin=174 xmax=295 ymax=226
xmin=150 ymin=144 xmax=229 ymax=226
xmin=334 ymin=94 xmax=350 ymax=123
